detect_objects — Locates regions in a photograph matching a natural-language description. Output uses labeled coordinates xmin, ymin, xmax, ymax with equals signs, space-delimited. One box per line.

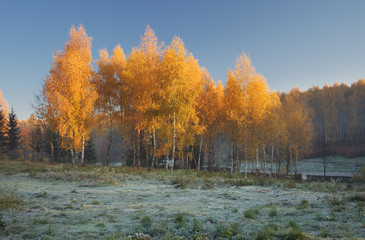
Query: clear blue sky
xmin=0 ymin=0 xmax=364 ymax=120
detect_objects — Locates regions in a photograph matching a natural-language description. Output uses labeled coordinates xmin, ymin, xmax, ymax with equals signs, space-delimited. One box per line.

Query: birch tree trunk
xmin=137 ymin=129 xmax=140 ymax=168
xmin=150 ymin=127 xmax=156 ymax=170
xmin=145 ymin=138 xmax=149 ymax=169
xmin=106 ymin=128 xmax=113 ymax=166
xmin=70 ymin=149 xmax=76 ymax=168
xmin=170 ymin=111 xmax=176 ymax=172
xmin=263 ymin=144 xmax=266 ymax=175
xmin=270 ymin=145 xmax=274 ymax=177
xmin=133 ymin=139 xmax=136 ymax=167
xmin=235 ymin=145 xmax=240 ymax=173
xmin=50 ymin=141 xmax=54 ymax=163
xmin=165 ymin=153 xmax=169 ymax=171
xmin=120 ymin=107 xmax=125 ymax=166
xmin=81 ymin=135 xmax=85 ymax=166
xmin=198 ymin=136 xmax=203 ymax=171
xmin=256 ymin=145 xmax=259 ymax=174
xmin=230 ymin=141 xmax=234 ymax=175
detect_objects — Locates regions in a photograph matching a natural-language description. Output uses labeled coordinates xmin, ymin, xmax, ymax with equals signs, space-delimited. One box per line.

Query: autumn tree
xmin=282 ymin=88 xmax=313 ymax=174
xmin=0 ymin=90 xmax=9 ymax=117
xmin=124 ymin=26 xmax=161 ymax=168
xmin=259 ymin=92 xmax=281 ymax=174
xmin=160 ymin=36 xmax=202 ymax=172
xmin=0 ymin=107 xmax=7 ymax=157
xmin=196 ymin=68 xmax=222 ymax=171
xmin=0 ymin=91 xmax=9 ymax=158
xmin=223 ymin=52 xmax=273 ymax=175
xmin=95 ymin=45 xmax=126 ymax=166
xmin=223 ymin=70 xmax=243 ymax=174
xmin=27 ymin=115 xmax=44 ymax=162
xmin=245 ymin=74 xmax=274 ymax=173
xmin=111 ymin=45 xmax=128 ymax=165
xmin=42 ymin=24 xmax=97 ymax=167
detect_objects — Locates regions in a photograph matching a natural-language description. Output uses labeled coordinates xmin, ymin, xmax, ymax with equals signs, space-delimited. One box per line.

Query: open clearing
xmin=0 ymin=161 xmax=364 ymax=239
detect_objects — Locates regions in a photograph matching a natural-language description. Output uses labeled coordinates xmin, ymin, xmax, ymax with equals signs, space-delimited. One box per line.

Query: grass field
xmin=0 ymin=160 xmax=364 ymax=239
xmin=239 ymin=155 xmax=365 ymax=175
xmin=298 ymin=156 xmax=365 ymax=173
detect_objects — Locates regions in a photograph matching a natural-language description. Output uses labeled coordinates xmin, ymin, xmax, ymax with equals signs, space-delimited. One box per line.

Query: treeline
xmin=302 ymin=80 xmax=365 ymax=157
xmin=26 ymin=24 xmax=313 ymax=175
xmin=12 ymin=24 xmax=363 ymax=175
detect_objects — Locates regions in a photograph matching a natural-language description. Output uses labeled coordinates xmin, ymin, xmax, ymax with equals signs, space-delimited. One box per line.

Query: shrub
xmin=284 ymin=180 xmax=296 ymax=189
xmin=192 ymin=218 xmax=202 ymax=233
xmin=140 ymin=216 xmax=152 ymax=228
xmin=108 ymin=215 xmax=116 ymax=223
xmin=173 ymin=173 xmax=188 ymax=189
xmin=96 ymin=220 xmax=105 ymax=227
xmin=0 ymin=185 xmax=25 ymax=210
xmin=288 ymin=220 xmax=299 ymax=230
xmin=269 ymin=207 xmax=278 ymax=217
xmin=297 ymin=200 xmax=309 ymax=210
xmin=348 ymin=193 xmax=365 ymax=202
xmin=282 ymin=220 xmax=309 ymax=240
xmin=35 ymin=191 xmax=47 ymax=198
xmin=175 ymin=213 xmax=184 ymax=224
xmin=319 ymin=227 xmax=330 ymax=238
xmin=256 ymin=225 xmax=275 ymax=240
xmin=33 ymin=217 xmax=50 ymax=225
xmin=283 ymin=227 xmax=309 ymax=240
xmin=244 ymin=208 xmax=260 ymax=219
xmin=91 ymin=200 xmax=100 ymax=205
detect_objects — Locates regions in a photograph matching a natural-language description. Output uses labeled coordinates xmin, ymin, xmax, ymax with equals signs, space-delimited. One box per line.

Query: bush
xmin=283 ymin=227 xmax=309 ymax=240
xmin=297 ymin=199 xmax=309 ymax=210
xmin=244 ymin=208 xmax=260 ymax=219
xmin=284 ymin=180 xmax=296 ymax=189
xmin=281 ymin=221 xmax=309 ymax=240
xmin=214 ymin=223 xmax=239 ymax=238
xmin=192 ymin=218 xmax=202 ymax=233
xmin=140 ymin=216 xmax=152 ymax=228
xmin=96 ymin=220 xmax=105 ymax=227
xmin=348 ymin=193 xmax=365 ymax=202
xmin=269 ymin=207 xmax=278 ymax=217
xmin=256 ymin=225 xmax=275 ymax=240
xmin=174 ymin=213 xmax=185 ymax=224
xmin=0 ymin=185 xmax=25 ymax=210
xmin=172 ymin=172 xmax=189 ymax=189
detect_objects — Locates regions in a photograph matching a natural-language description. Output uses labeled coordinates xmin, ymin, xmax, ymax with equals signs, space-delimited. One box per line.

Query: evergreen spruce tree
xmin=0 ymin=108 xmax=7 ymax=157
xmin=6 ymin=108 xmax=21 ymax=159
xmin=84 ymin=138 xmax=97 ymax=164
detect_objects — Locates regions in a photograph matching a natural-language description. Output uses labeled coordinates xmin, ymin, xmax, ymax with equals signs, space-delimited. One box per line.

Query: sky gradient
xmin=1 ymin=0 xmax=364 ymax=120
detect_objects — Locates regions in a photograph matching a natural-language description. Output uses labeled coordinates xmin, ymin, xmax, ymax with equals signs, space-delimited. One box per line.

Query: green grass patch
xmin=244 ymin=207 xmax=260 ymax=219
xmin=256 ymin=225 xmax=275 ymax=240
xmin=268 ymin=207 xmax=278 ymax=217
xmin=140 ymin=216 xmax=152 ymax=228
xmin=0 ymin=185 xmax=25 ymax=210
xmin=348 ymin=193 xmax=365 ymax=202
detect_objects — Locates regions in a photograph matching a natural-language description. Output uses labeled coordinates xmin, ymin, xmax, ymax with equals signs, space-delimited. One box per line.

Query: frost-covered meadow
xmin=0 ymin=161 xmax=364 ymax=239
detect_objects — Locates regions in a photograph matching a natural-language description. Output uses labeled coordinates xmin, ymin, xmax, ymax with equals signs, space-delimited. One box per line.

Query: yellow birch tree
xmin=42 ymin=24 xmax=97 ymax=167
xmin=160 ymin=36 xmax=202 ymax=172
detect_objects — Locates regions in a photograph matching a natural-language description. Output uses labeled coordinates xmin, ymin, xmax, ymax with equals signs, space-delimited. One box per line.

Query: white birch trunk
xmin=170 ymin=111 xmax=175 ymax=172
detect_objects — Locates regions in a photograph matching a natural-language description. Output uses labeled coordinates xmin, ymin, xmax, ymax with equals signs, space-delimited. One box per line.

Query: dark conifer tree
xmin=6 ymin=108 xmax=21 ymax=158
xmin=84 ymin=137 xmax=97 ymax=164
